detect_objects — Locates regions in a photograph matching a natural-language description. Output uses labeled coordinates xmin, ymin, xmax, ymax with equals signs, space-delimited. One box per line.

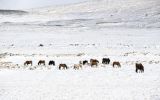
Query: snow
xmin=0 ymin=0 xmax=160 ymax=99
xmin=0 ymin=28 xmax=160 ymax=100
xmin=0 ymin=65 xmax=160 ymax=100
xmin=0 ymin=0 xmax=160 ymax=28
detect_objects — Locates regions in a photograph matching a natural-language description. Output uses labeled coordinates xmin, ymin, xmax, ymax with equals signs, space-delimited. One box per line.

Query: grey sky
xmin=0 ymin=0 xmax=87 ymax=10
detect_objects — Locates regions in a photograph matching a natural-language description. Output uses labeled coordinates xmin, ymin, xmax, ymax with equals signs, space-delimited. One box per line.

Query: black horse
xmin=102 ymin=58 xmax=110 ymax=64
xmin=48 ymin=60 xmax=55 ymax=66
xmin=135 ymin=63 xmax=144 ymax=73
xmin=83 ymin=60 xmax=89 ymax=65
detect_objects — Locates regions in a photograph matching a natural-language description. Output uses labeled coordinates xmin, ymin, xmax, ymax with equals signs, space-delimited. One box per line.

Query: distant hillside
xmin=0 ymin=10 xmax=28 ymax=15
xmin=29 ymin=0 xmax=160 ymax=28
xmin=0 ymin=0 xmax=160 ymax=28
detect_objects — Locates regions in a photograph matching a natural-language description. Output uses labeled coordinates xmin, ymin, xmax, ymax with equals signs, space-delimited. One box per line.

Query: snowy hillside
xmin=0 ymin=10 xmax=28 ymax=15
xmin=0 ymin=0 xmax=160 ymax=28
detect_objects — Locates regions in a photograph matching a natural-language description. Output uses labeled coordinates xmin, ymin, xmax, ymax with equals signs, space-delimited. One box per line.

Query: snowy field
xmin=0 ymin=0 xmax=160 ymax=99
xmin=0 ymin=27 xmax=160 ymax=100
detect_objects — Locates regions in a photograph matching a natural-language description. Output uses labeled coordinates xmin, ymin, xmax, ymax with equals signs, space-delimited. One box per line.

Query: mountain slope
xmin=0 ymin=10 xmax=28 ymax=15
xmin=0 ymin=0 xmax=160 ymax=28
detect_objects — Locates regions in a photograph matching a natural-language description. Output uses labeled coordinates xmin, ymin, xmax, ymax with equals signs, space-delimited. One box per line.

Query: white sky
xmin=0 ymin=0 xmax=87 ymax=10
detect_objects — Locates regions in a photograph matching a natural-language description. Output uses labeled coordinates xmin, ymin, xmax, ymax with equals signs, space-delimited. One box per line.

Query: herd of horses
xmin=24 ymin=58 xmax=144 ymax=73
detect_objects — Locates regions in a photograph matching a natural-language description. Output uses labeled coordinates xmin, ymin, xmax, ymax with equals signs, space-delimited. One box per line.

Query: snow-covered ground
xmin=0 ymin=27 xmax=160 ymax=100
xmin=0 ymin=0 xmax=160 ymax=100
xmin=0 ymin=64 xmax=160 ymax=100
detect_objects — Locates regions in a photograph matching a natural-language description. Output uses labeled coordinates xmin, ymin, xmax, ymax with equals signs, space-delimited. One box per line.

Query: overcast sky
xmin=0 ymin=0 xmax=87 ymax=10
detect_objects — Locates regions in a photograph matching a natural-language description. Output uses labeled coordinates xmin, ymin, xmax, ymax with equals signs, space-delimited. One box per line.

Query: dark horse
xmin=38 ymin=60 xmax=45 ymax=65
xmin=79 ymin=60 xmax=89 ymax=65
xmin=135 ymin=63 xmax=144 ymax=73
xmin=48 ymin=60 xmax=55 ymax=66
xmin=83 ymin=60 xmax=89 ymax=65
xmin=90 ymin=59 xmax=99 ymax=67
xmin=59 ymin=64 xmax=68 ymax=70
xmin=102 ymin=58 xmax=110 ymax=64
xmin=24 ymin=61 xmax=32 ymax=66
xmin=113 ymin=61 xmax=121 ymax=68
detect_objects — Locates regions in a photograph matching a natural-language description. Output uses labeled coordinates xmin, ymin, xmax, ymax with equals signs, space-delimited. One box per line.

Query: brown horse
xmin=135 ymin=63 xmax=144 ymax=73
xmin=24 ymin=61 xmax=32 ymax=66
xmin=59 ymin=64 xmax=68 ymax=70
xmin=38 ymin=60 xmax=45 ymax=65
xmin=73 ymin=64 xmax=82 ymax=70
xmin=90 ymin=59 xmax=99 ymax=67
xmin=113 ymin=61 xmax=121 ymax=68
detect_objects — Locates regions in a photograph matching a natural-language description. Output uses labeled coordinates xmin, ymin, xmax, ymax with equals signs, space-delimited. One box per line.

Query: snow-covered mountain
xmin=0 ymin=0 xmax=160 ymax=28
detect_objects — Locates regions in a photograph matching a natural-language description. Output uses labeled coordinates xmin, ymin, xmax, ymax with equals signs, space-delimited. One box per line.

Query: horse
xmin=48 ymin=60 xmax=55 ymax=66
xmin=73 ymin=64 xmax=82 ymax=70
xmin=112 ymin=61 xmax=121 ymax=68
xmin=24 ymin=61 xmax=32 ymax=66
xmin=90 ymin=59 xmax=99 ymax=67
xmin=59 ymin=64 xmax=68 ymax=70
xmin=38 ymin=60 xmax=45 ymax=65
xmin=135 ymin=63 xmax=144 ymax=73
xmin=83 ymin=60 xmax=89 ymax=65
xmin=102 ymin=58 xmax=110 ymax=64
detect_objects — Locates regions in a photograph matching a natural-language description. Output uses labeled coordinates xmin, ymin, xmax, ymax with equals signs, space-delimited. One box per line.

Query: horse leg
xmin=80 ymin=66 xmax=82 ymax=69
xmin=141 ymin=69 xmax=144 ymax=73
xmin=105 ymin=61 xmax=107 ymax=64
xmin=108 ymin=61 xmax=110 ymax=64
